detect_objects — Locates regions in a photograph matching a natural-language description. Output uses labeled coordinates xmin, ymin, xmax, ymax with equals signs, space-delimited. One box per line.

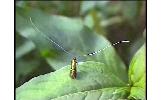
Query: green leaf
xmin=16 ymin=40 xmax=35 ymax=59
xmin=80 ymin=1 xmax=109 ymax=15
xmin=16 ymin=61 xmax=129 ymax=100
xmin=51 ymin=87 xmax=129 ymax=100
xmin=16 ymin=7 xmax=128 ymax=82
xmin=128 ymin=44 xmax=146 ymax=99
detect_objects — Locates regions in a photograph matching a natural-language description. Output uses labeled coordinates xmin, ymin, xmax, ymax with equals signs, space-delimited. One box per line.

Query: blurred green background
xmin=16 ymin=1 xmax=146 ymax=88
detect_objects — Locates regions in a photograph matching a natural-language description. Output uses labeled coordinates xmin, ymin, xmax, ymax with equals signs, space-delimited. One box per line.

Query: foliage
xmin=16 ymin=8 xmax=128 ymax=83
xmin=128 ymin=45 xmax=146 ymax=99
xmin=16 ymin=44 xmax=145 ymax=99
xmin=16 ymin=1 xmax=146 ymax=99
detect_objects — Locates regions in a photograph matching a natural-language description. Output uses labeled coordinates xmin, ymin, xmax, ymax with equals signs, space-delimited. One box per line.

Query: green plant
xmin=16 ymin=7 xmax=145 ymax=100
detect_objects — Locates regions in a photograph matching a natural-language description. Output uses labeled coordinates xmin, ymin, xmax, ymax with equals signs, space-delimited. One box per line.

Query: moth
xmin=70 ymin=57 xmax=77 ymax=79
xmin=30 ymin=17 xmax=130 ymax=79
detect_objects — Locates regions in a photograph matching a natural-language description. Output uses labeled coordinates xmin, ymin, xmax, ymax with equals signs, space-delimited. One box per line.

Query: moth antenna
xmin=81 ymin=40 xmax=130 ymax=57
xmin=29 ymin=17 xmax=72 ymax=55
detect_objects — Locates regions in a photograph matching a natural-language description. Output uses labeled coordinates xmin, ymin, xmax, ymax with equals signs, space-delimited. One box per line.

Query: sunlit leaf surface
xmin=128 ymin=44 xmax=146 ymax=99
xmin=16 ymin=61 xmax=129 ymax=100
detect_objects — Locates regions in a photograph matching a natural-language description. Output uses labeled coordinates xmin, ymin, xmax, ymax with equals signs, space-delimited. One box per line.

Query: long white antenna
xmin=30 ymin=17 xmax=130 ymax=59
xmin=29 ymin=17 xmax=72 ymax=55
xmin=82 ymin=40 xmax=130 ymax=57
